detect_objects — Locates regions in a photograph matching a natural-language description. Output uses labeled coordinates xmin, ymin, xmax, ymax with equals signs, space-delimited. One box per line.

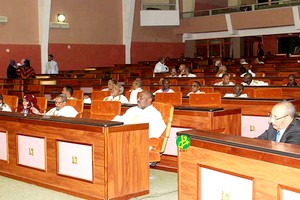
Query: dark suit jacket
xmin=257 ymin=119 xmax=300 ymax=145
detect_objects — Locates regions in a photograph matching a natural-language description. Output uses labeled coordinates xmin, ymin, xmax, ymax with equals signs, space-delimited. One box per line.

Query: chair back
xmin=189 ymin=93 xmax=221 ymax=107
xmin=149 ymin=102 xmax=174 ymax=163
xmin=155 ymin=92 xmax=182 ymax=106
xmin=188 ymin=79 xmax=205 ymax=86
xmin=73 ymin=90 xmax=84 ymax=100
xmin=0 ymin=89 xmax=8 ymax=95
xmin=36 ymin=97 xmax=48 ymax=114
xmin=201 ymin=87 xmax=214 ymax=93
xmin=278 ymin=72 xmax=298 ymax=77
xmin=243 ymin=87 xmax=255 ymax=98
xmin=3 ymin=95 xmax=18 ymax=112
xmin=91 ymin=90 xmax=111 ymax=101
xmin=27 ymin=85 xmax=44 ymax=97
xmin=254 ymin=88 xmax=282 ymax=98
xmin=66 ymin=99 xmax=84 ymax=118
xmin=90 ymin=100 xmax=121 ymax=120
xmin=170 ymin=86 xmax=181 ymax=92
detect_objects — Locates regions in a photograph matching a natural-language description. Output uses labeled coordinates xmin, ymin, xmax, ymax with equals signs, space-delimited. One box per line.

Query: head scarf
xmin=23 ymin=94 xmax=40 ymax=113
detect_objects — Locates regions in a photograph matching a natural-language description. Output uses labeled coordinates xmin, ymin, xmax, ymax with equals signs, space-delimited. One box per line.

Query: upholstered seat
xmin=3 ymin=95 xmax=18 ymax=112
xmin=189 ymin=93 xmax=221 ymax=107
xmin=73 ymin=90 xmax=84 ymax=100
xmin=154 ymin=92 xmax=182 ymax=106
xmin=149 ymin=102 xmax=174 ymax=166
xmin=90 ymin=100 xmax=121 ymax=120
xmin=91 ymin=90 xmax=111 ymax=101
xmin=36 ymin=97 xmax=48 ymax=114
xmin=66 ymin=99 xmax=84 ymax=118
xmin=254 ymin=88 xmax=282 ymax=98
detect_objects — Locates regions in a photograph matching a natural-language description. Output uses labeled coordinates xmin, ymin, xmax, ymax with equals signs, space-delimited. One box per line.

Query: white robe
xmin=46 ymin=106 xmax=78 ymax=117
xmin=113 ymin=105 xmax=166 ymax=138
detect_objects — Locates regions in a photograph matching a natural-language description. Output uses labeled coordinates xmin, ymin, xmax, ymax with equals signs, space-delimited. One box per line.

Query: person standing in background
xmin=7 ymin=59 xmax=18 ymax=79
xmin=45 ymin=54 xmax=59 ymax=74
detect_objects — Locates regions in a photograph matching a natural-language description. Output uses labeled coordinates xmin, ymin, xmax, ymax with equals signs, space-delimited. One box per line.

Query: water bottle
xmin=23 ymin=106 xmax=28 ymax=116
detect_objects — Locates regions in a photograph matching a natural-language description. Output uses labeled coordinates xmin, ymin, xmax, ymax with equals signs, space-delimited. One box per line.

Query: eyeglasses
xmin=191 ymin=84 xmax=198 ymax=87
xmin=55 ymin=101 xmax=64 ymax=104
xmin=269 ymin=113 xmax=288 ymax=121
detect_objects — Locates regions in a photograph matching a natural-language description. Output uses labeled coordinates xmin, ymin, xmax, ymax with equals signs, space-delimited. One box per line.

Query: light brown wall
xmin=0 ymin=0 xmax=40 ymax=77
xmin=0 ymin=0 xmax=39 ymax=44
xmin=50 ymin=0 xmax=123 ymax=44
xmin=131 ymin=0 xmax=184 ymax=63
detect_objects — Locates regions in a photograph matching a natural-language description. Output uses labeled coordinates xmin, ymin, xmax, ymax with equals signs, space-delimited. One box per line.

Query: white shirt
xmin=113 ymin=105 xmax=166 ymax=138
xmin=178 ymin=73 xmax=197 ymax=77
xmin=154 ymin=62 xmax=169 ymax=73
xmin=45 ymin=60 xmax=58 ymax=74
xmin=0 ymin=103 xmax=12 ymax=112
xmin=46 ymin=106 xmax=78 ymax=117
xmin=187 ymin=90 xmax=205 ymax=96
xmin=214 ymin=81 xmax=235 ymax=86
xmin=129 ymin=87 xmax=143 ymax=104
xmin=103 ymin=95 xmax=129 ymax=103
xmin=241 ymin=80 xmax=268 ymax=86
xmin=223 ymin=93 xmax=248 ymax=98
xmin=153 ymin=88 xmax=175 ymax=95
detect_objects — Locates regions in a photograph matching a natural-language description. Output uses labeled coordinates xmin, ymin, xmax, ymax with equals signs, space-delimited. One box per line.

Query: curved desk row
xmin=0 ymin=112 xmax=149 ymax=200
xmin=178 ymin=130 xmax=300 ymax=200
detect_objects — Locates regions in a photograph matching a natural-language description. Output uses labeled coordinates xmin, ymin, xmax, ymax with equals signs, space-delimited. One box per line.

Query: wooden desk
xmin=0 ymin=112 xmax=149 ymax=200
xmin=178 ymin=130 xmax=300 ymax=199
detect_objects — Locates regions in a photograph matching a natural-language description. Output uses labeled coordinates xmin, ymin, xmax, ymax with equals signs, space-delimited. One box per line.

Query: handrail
xmin=181 ymin=0 xmax=300 ymax=18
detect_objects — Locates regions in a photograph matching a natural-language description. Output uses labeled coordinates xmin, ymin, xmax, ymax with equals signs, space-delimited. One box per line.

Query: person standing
xmin=16 ymin=59 xmax=35 ymax=79
xmin=45 ymin=54 xmax=59 ymax=74
xmin=7 ymin=59 xmax=18 ymax=79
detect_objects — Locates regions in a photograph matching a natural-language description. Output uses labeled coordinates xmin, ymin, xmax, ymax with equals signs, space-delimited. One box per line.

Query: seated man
xmin=214 ymin=74 xmax=235 ymax=86
xmin=223 ymin=84 xmax=248 ymax=98
xmin=129 ymin=79 xmax=143 ymax=104
xmin=167 ymin=68 xmax=177 ymax=77
xmin=178 ymin=64 xmax=196 ymax=77
xmin=187 ymin=81 xmax=205 ymax=96
xmin=62 ymin=85 xmax=76 ymax=99
xmin=241 ymin=73 xmax=268 ymax=86
xmin=113 ymin=91 xmax=166 ymax=139
xmin=257 ymin=101 xmax=300 ymax=144
xmin=153 ymin=78 xmax=174 ymax=95
xmin=285 ymin=74 xmax=298 ymax=86
xmin=103 ymin=83 xmax=129 ymax=103
xmin=45 ymin=94 xmax=78 ymax=117
xmin=101 ymin=78 xmax=117 ymax=91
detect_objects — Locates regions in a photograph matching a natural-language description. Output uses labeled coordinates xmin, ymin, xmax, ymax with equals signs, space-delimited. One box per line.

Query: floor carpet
xmin=0 ymin=169 xmax=177 ymax=200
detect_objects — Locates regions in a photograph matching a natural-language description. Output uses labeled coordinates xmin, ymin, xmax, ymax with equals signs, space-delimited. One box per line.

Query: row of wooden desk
xmin=0 ymin=112 xmax=149 ymax=200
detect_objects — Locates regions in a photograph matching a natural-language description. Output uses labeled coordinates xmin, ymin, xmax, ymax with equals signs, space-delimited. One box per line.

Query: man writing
xmin=113 ymin=91 xmax=166 ymax=138
xmin=257 ymin=101 xmax=300 ymax=144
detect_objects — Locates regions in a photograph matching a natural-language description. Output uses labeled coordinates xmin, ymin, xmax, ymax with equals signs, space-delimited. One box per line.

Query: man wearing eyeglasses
xmin=187 ymin=81 xmax=205 ymax=96
xmin=257 ymin=101 xmax=300 ymax=144
xmin=45 ymin=94 xmax=78 ymax=117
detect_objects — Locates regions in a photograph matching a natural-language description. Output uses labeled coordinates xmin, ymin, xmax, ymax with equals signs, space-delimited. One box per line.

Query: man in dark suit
xmin=257 ymin=101 xmax=300 ymax=145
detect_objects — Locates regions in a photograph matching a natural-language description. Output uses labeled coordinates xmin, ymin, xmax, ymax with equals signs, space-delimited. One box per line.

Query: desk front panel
xmin=0 ymin=115 xmax=149 ymax=200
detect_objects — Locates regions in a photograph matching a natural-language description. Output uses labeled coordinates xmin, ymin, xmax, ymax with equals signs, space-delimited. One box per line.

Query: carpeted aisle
xmin=0 ymin=169 xmax=177 ymax=200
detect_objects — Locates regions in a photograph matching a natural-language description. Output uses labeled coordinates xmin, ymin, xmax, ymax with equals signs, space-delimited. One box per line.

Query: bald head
xmin=137 ymin=91 xmax=153 ymax=109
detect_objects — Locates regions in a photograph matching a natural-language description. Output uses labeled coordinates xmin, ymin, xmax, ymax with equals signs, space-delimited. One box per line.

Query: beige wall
xmin=0 ymin=0 xmax=39 ymax=44
xmin=49 ymin=0 xmax=123 ymax=44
